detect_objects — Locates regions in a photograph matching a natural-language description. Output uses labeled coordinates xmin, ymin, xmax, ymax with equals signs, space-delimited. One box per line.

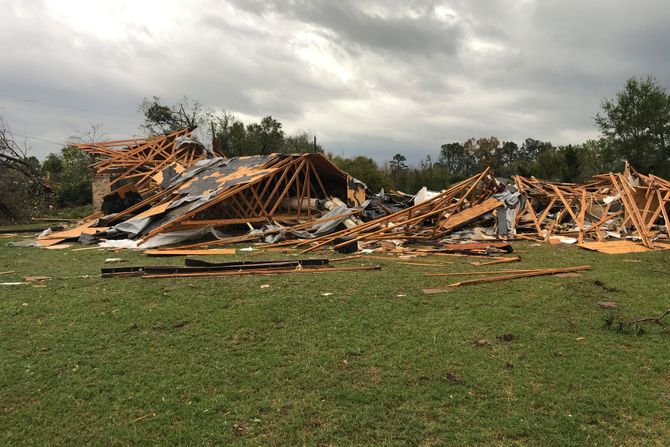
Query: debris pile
xmin=30 ymin=130 xmax=670 ymax=255
xmin=78 ymin=128 xmax=219 ymax=199
xmin=512 ymin=163 xmax=670 ymax=253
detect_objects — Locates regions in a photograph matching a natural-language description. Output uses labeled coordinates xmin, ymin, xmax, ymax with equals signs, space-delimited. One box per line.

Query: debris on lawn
xmin=593 ymin=280 xmax=617 ymax=292
xmin=43 ymin=244 xmax=72 ymax=250
xmin=496 ymin=333 xmax=515 ymax=342
xmin=445 ymin=265 xmax=592 ymax=287
xmin=421 ymin=288 xmax=453 ymax=294
xmin=143 ymin=248 xmax=236 ymax=256
xmin=444 ymin=372 xmax=464 ymax=383
xmin=597 ymin=301 xmax=619 ymax=309
xmin=469 ymin=256 xmax=521 ymax=266
xmin=23 ymin=275 xmax=51 ymax=282
xmin=603 ymin=309 xmax=670 ymax=335
xmin=423 ymin=265 xmax=593 ymax=290
xmin=101 ymin=258 xmax=381 ymax=279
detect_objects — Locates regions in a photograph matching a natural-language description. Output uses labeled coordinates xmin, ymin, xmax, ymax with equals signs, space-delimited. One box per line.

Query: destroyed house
xmin=94 ymin=152 xmax=366 ymax=246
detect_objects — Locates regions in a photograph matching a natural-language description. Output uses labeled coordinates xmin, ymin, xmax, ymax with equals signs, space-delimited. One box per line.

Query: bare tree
xmin=0 ymin=116 xmax=52 ymax=220
xmin=0 ymin=116 xmax=40 ymax=179
xmin=67 ymin=122 xmax=107 ymax=145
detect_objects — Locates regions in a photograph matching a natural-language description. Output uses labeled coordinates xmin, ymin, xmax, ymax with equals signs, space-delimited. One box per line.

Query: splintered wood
xmin=75 ymin=129 xmax=220 ymax=197
xmin=276 ymin=168 xmax=503 ymax=253
xmin=422 ymin=265 xmax=592 ymax=293
xmin=51 ymin=130 xmax=670 ymax=257
xmin=513 ymin=162 xmax=670 ymax=252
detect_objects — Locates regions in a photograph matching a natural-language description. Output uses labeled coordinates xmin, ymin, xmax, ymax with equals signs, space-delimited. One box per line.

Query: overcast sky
xmin=1 ymin=0 xmax=669 ymax=163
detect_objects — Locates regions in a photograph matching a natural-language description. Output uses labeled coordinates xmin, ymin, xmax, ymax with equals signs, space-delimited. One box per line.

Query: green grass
xmin=1 ymin=234 xmax=669 ymax=446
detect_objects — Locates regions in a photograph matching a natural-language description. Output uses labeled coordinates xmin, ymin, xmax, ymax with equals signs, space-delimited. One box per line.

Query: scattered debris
xmin=593 ymin=280 xmax=618 ymax=292
xmin=472 ymin=338 xmax=490 ymax=347
xmin=496 ymin=333 xmax=515 ymax=342
xmin=421 ymin=288 xmax=455 ymax=295
xmin=43 ymin=244 xmax=72 ymax=250
xmin=469 ymin=256 xmax=521 ymax=266
xmin=23 ymin=276 xmax=51 ymax=282
xmin=446 ymin=265 xmax=592 ymax=287
xmin=104 ymin=258 xmax=125 ymax=263
xmin=444 ymin=372 xmax=463 ymax=384
xmin=597 ymin=301 xmax=619 ymax=309
xmin=143 ymin=248 xmax=236 ymax=256
xmin=604 ymin=309 xmax=670 ymax=336
xmin=101 ymin=258 xmax=381 ymax=279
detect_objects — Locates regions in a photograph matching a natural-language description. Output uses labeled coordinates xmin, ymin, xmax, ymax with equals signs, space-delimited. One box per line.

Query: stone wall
xmin=92 ymin=173 xmax=113 ymax=211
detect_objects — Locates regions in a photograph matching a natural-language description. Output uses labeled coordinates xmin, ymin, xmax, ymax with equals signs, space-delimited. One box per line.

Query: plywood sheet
xmin=578 ymin=240 xmax=670 ymax=254
xmin=439 ymin=198 xmax=502 ymax=231
xmin=39 ymin=221 xmax=107 ymax=240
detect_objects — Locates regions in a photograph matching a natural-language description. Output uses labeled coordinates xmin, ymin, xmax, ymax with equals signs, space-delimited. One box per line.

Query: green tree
xmin=464 ymin=137 xmax=500 ymax=170
xmin=438 ymin=142 xmax=467 ymax=176
xmin=42 ymin=153 xmax=63 ymax=178
xmin=282 ymin=132 xmax=322 ymax=153
xmin=331 ymin=155 xmax=387 ymax=192
xmin=54 ymin=146 xmax=95 ymax=206
xmin=212 ymin=112 xmax=247 ymax=156
xmin=139 ymin=96 xmax=210 ymax=135
xmin=245 ymin=116 xmax=285 ymax=154
xmin=389 ymin=153 xmax=407 ymax=173
xmin=595 ymin=76 xmax=670 ymax=175
xmin=494 ymin=141 xmax=519 ymax=175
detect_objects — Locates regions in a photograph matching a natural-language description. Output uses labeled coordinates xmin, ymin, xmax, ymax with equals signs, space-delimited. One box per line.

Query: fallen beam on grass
xmin=142 ymin=265 xmax=381 ymax=279
xmin=143 ymin=248 xmax=236 ymax=256
xmin=469 ymin=256 xmax=521 ymax=266
xmin=424 ymin=267 xmax=553 ymax=277
xmin=446 ymin=265 xmax=591 ymax=287
xmin=102 ymin=258 xmax=344 ymax=277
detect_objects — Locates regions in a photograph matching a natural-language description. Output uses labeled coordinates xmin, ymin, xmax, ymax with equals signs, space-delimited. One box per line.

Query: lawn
xmin=0 ymin=232 xmax=669 ymax=446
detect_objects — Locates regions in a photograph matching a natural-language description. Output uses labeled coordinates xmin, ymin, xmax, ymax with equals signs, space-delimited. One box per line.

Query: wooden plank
xmin=446 ymin=265 xmax=592 ymax=287
xmin=141 ymin=265 xmax=382 ymax=279
xmin=469 ymin=256 xmax=521 ymax=266
xmin=425 ymin=268 xmax=552 ymax=277
xmin=143 ymin=249 xmax=236 ymax=256
xmin=438 ymin=197 xmax=502 ymax=231
xmin=35 ymin=238 xmax=67 ymax=247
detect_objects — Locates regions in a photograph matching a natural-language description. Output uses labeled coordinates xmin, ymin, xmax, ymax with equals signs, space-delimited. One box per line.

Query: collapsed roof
xmin=35 ymin=130 xmax=670 ymax=254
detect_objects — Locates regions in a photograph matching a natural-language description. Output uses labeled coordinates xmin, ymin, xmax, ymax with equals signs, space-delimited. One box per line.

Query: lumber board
xmin=141 ymin=265 xmax=381 ymax=279
xmin=143 ymin=249 xmax=236 ymax=256
xmin=438 ymin=197 xmax=502 ymax=231
xmin=446 ymin=265 xmax=592 ymax=287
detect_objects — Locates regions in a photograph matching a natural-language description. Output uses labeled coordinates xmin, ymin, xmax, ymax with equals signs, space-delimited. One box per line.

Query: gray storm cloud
xmin=0 ymin=0 xmax=668 ymax=163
